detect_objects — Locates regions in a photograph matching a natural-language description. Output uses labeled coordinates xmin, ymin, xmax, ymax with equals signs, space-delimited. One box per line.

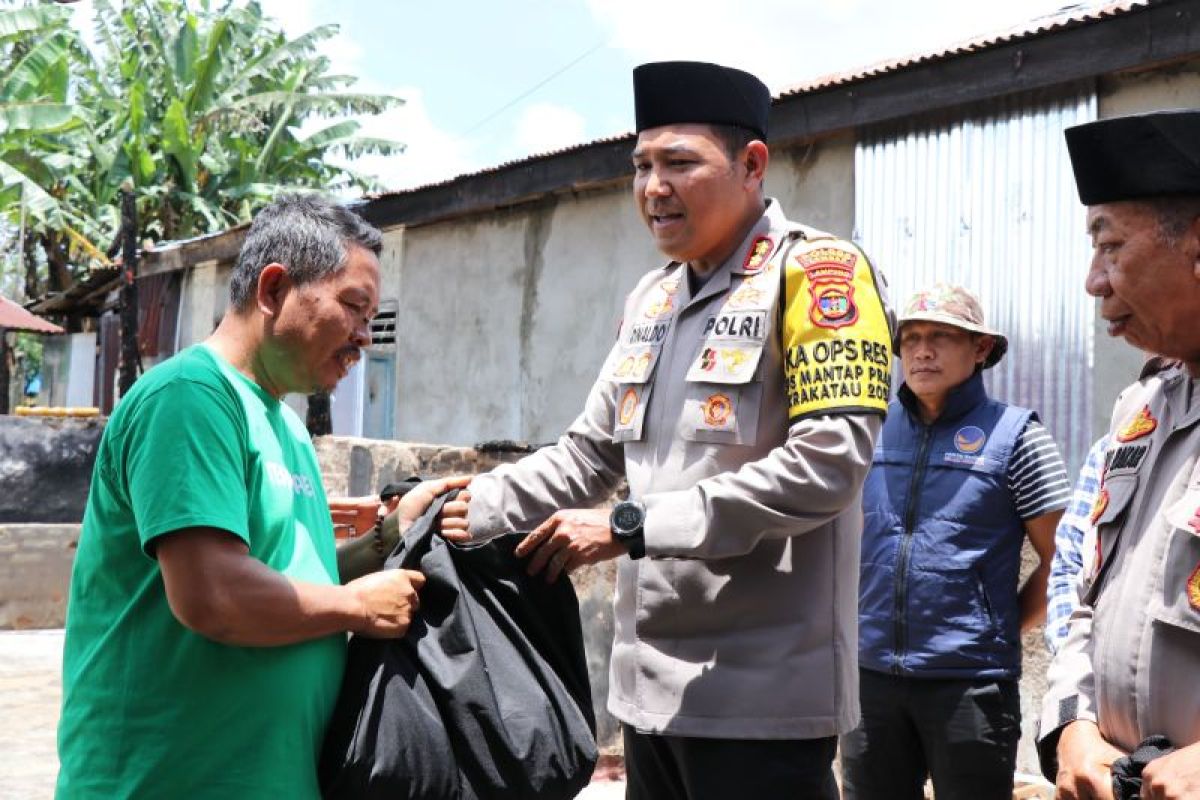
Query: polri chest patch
xmin=701 ymin=310 xmax=768 ymax=342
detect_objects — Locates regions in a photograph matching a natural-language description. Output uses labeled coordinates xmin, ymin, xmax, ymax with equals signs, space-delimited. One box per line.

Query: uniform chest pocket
xmin=1155 ymin=489 xmax=1200 ymax=635
xmin=1081 ymin=473 xmax=1139 ymax=603
xmin=1094 ymin=473 xmax=1138 ymax=531
xmin=678 ymin=337 xmax=767 ymax=445
xmin=606 ymin=342 xmax=666 ymax=444
xmin=679 ymin=380 xmax=763 ymax=446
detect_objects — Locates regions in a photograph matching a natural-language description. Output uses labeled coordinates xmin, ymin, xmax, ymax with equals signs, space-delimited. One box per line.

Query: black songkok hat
xmin=1065 ymin=109 xmax=1200 ymax=205
xmin=633 ymin=61 xmax=771 ymax=141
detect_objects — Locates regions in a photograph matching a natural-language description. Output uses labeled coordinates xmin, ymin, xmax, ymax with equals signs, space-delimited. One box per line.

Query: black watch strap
xmin=623 ymin=531 xmax=646 ymax=560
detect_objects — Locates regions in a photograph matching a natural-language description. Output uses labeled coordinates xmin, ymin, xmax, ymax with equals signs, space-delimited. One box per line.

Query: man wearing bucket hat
xmin=841 ymin=283 xmax=1069 ymax=800
xmin=1038 ymin=110 xmax=1200 ymax=800
xmin=443 ymin=61 xmax=895 ymax=798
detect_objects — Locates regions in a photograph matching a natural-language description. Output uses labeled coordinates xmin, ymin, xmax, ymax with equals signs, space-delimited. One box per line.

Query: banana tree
xmin=71 ymin=0 xmax=406 ymax=246
xmin=0 ymin=4 xmax=88 ymax=296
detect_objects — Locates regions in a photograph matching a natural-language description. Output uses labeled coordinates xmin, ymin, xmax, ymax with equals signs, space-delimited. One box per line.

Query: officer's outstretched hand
xmin=516 ymin=509 xmax=625 ymax=582
xmin=437 ymin=481 xmax=472 ymax=542
xmin=1056 ymin=720 xmax=1123 ymax=800
xmin=1141 ymin=740 xmax=1200 ymax=800
xmin=394 ymin=475 xmax=472 ymax=539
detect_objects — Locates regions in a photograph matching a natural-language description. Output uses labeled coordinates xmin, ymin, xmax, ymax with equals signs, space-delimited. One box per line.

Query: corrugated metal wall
xmin=854 ymin=86 xmax=1098 ymax=475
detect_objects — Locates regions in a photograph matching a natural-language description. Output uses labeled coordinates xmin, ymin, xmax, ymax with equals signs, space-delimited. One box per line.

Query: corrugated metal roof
xmin=144 ymin=221 xmax=252 ymax=254
xmin=0 ymin=296 xmax=64 ymax=334
xmin=366 ymin=1 xmax=1149 ymax=200
xmin=360 ymin=131 xmax=636 ymax=201
xmin=26 ymin=267 xmax=121 ymax=315
xmin=780 ymin=1 xmax=1147 ymax=96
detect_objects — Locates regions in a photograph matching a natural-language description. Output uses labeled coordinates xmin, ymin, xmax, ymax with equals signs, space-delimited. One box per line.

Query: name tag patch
xmin=625 ymin=321 xmax=670 ymax=346
xmin=702 ymin=310 xmax=768 ymax=342
xmin=1103 ymin=443 xmax=1148 ymax=478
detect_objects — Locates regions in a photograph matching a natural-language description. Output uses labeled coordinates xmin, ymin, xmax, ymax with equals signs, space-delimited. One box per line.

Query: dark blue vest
xmin=859 ymin=372 xmax=1032 ymax=679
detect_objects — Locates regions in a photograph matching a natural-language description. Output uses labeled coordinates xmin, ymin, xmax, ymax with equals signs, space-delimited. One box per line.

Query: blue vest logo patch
xmin=954 ymin=425 xmax=987 ymax=454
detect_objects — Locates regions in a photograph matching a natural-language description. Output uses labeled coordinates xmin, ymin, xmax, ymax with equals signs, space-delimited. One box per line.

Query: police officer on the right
xmin=1038 ymin=109 xmax=1200 ymax=799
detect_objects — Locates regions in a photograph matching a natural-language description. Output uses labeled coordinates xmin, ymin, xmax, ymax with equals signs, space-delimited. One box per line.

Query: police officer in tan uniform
xmin=441 ymin=61 xmax=894 ymax=799
xmin=1038 ymin=110 xmax=1200 ymax=799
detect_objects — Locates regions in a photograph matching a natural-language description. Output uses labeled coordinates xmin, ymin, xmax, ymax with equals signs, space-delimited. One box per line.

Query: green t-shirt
xmin=56 ymin=345 xmax=346 ymax=799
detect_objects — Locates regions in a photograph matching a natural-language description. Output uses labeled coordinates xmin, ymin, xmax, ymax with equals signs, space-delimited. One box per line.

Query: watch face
xmin=613 ymin=503 xmax=643 ymax=533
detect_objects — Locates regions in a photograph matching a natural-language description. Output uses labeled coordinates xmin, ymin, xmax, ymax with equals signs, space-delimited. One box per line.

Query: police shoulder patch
xmin=1116 ymin=404 xmax=1157 ymax=443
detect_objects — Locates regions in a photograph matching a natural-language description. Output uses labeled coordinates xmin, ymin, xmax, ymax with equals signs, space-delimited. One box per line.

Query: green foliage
xmin=0 ymin=0 xmax=405 ymax=298
xmin=12 ymin=329 xmax=40 ymax=376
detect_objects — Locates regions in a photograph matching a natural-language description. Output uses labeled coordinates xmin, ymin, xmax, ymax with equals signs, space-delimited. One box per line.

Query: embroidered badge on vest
xmin=1116 ymin=405 xmax=1157 ymax=443
xmin=618 ymin=387 xmax=639 ymax=426
xmin=726 ymin=282 xmax=766 ymax=309
xmin=742 ymin=236 xmax=774 ymax=273
xmin=613 ymin=352 xmax=653 ymax=381
xmin=643 ymin=293 xmax=674 ymax=319
xmin=954 ymin=426 xmax=987 ymax=454
xmin=1188 ymin=561 xmax=1200 ymax=611
xmin=795 ymin=247 xmax=860 ymax=329
xmin=642 ymin=276 xmax=680 ymax=319
xmin=701 ymin=393 xmax=733 ymax=427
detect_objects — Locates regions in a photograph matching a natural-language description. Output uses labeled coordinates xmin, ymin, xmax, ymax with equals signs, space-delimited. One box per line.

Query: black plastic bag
xmin=319 ymin=490 xmax=598 ymax=799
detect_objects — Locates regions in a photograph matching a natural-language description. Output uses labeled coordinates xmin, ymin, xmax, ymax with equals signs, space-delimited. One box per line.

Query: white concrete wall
xmin=174 ymin=259 xmax=231 ymax=350
xmin=387 ymin=135 xmax=856 ymax=446
xmin=765 ymin=131 xmax=857 ymax=241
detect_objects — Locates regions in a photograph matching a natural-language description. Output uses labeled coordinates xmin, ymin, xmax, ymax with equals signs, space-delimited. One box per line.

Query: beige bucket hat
xmin=897 ymin=283 xmax=1008 ymax=369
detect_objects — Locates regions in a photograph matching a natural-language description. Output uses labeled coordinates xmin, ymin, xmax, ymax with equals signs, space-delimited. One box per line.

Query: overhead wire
xmin=461 ymin=40 xmax=607 ymax=137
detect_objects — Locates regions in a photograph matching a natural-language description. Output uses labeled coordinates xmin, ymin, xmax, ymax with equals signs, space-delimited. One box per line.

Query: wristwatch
xmin=610 ymin=500 xmax=646 ymax=560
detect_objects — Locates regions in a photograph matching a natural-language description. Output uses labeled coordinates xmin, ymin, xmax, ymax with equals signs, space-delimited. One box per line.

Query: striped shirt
xmin=1007 ymin=419 xmax=1072 ymax=520
xmin=1044 ymin=435 xmax=1108 ymax=653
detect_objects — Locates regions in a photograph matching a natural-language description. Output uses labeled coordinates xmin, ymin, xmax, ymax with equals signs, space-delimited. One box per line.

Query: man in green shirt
xmin=56 ymin=194 xmax=463 ymax=799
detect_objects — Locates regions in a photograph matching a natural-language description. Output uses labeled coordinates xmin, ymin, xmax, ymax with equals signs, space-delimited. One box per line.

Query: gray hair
xmin=229 ymin=193 xmax=383 ymax=310
xmin=1144 ymin=196 xmax=1200 ymax=245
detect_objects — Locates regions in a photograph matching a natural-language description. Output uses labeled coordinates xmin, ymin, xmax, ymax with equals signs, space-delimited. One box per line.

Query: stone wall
xmin=0 ymin=525 xmax=79 ymax=629
xmin=0 ymin=416 xmax=104 ymax=523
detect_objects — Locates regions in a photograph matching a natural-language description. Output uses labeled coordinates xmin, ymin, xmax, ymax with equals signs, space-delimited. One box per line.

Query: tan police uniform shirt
xmin=1039 ymin=365 xmax=1200 ymax=767
xmin=468 ymin=199 xmax=894 ymax=739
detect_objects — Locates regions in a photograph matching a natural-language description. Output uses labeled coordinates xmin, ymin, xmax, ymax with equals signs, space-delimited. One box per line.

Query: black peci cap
xmin=633 ymin=61 xmax=771 ymax=141
xmin=1065 ymin=109 xmax=1200 ymax=205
